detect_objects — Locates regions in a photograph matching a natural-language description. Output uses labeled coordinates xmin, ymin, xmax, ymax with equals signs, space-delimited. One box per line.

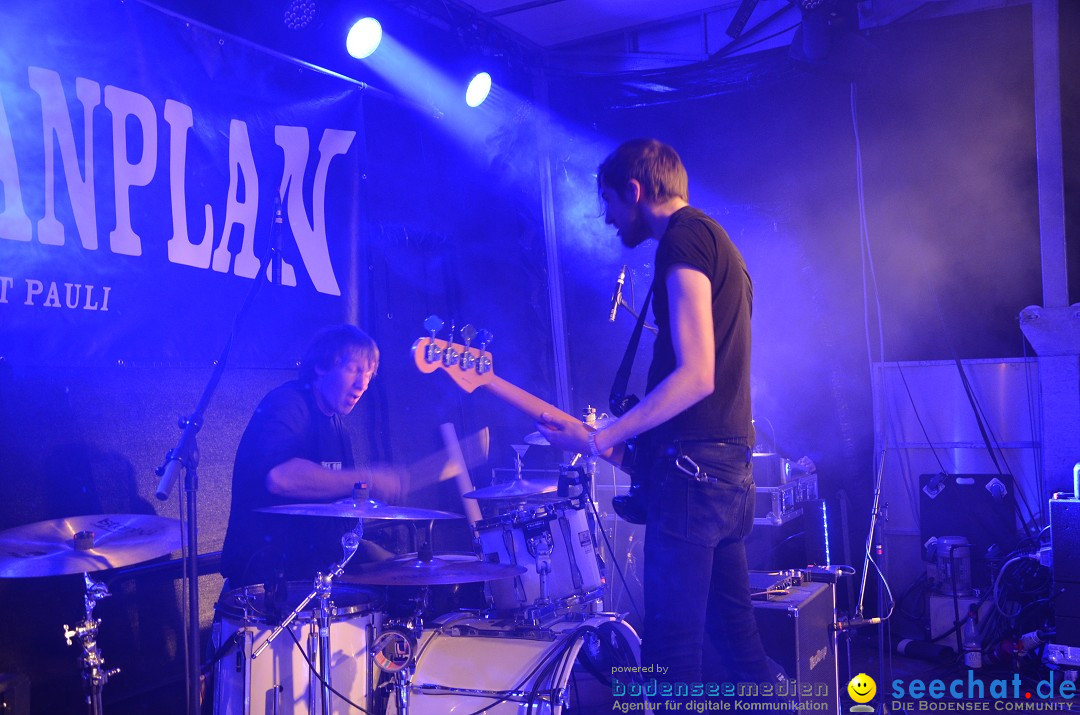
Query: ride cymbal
xmin=257 ymin=498 xmax=463 ymax=521
xmin=344 ymin=552 xmax=525 ymax=586
xmin=462 ymin=478 xmax=558 ymax=500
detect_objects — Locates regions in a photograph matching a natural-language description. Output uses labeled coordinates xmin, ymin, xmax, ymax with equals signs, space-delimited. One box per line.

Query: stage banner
xmin=0 ymin=0 xmax=366 ymax=366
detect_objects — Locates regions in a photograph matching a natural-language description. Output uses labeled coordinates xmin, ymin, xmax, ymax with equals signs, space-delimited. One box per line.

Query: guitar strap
xmin=609 ymin=280 xmax=655 ymax=417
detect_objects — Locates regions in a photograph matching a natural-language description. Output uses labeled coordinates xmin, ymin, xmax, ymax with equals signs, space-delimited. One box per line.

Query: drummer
xmin=220 ymin=324 xmax=405 ymax=589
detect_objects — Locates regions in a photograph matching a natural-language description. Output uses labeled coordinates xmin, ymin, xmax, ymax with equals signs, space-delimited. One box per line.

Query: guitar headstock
xmin=411 ymin=316 xmax=495 ymax=393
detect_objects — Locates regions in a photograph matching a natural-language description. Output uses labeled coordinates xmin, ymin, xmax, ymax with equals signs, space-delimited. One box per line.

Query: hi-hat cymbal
xmin=344 ymin=552 xmax=525 ymax=586
xmin=523 ymin=431 xmax=550 ymax=447
xmin=257 ymin=498 xmax=463 ymax=521
xmin=462 ymin=478 xmax=558 ymax=500
xmin=0 ymin=514 xmax=182 ymax=578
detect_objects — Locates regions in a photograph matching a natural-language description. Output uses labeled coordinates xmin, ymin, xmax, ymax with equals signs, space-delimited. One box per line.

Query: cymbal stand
xmin=63 ymin=574 xmax=120 ymax=715
xmin=252 ymin=523 xmax=363 ymax=715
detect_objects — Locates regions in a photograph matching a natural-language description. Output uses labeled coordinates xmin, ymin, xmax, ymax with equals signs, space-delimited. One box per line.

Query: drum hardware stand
xmin=253 ymin=522 xmax=364 ymax=715
xmin=63 ymin=573 xmax=120 ymax=715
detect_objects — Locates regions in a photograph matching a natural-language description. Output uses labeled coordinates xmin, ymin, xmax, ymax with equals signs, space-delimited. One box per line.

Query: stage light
xmin=464 ymin=72 xmax=491 ymax=108
xmin=346 ymin=17 xmax=382 ymax=59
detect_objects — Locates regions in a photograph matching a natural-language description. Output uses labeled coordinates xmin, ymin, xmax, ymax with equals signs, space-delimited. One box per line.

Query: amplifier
xmin=751 ymin=580 xmax=839 ymax=712
xmin=755 ymin=474 xmax=818 ymax=526
xmin=1048 ymin=496 xmax=1080 ymax=664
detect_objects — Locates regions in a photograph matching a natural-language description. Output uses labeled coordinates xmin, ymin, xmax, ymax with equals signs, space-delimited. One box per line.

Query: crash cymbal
xmin=257 ymin=498 xmax=463 ymax=521
xmin=344 ymin=552 xmax=525 ymax=586
xmin=462 ymin=478 xmax=558 ymax=500
xmin=0 ymin=514 xmax=182 ymax=578
xmin=523 ymin=431 xmax=550 ymax=447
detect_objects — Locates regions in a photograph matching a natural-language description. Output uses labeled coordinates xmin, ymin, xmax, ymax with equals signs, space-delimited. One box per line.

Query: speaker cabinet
xmin=752 ymin=581 xmax=839 ymax=711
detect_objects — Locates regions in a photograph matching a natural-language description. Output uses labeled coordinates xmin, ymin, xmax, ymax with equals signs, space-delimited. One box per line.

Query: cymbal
xmin=257 ymin=498 xmax=463 ymax=521
xmin=344 ymin=552 xmax=525 ymax=586
xmin=462 ymin=478 xmax=558 ymax=500
xmin=523 ymin=431 xmax=550 ymax=446
xmin=0 ymin=514 xmax=182 ymax=578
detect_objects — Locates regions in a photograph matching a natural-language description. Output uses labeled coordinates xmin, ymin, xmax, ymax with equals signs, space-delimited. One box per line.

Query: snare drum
xmin=396 ymin=613 xmax=641 ymax=714
xmin=211 ymin=581 xmax=382 ymax=715
xmin=475 ymin=501 xmax=603 ymax=613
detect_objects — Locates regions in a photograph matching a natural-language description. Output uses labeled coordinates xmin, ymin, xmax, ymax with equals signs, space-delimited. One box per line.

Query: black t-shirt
xmin=220 ymin=380 xmax=356 ymax=587
xmin=643 ymin=206 xmax=754 ymax=449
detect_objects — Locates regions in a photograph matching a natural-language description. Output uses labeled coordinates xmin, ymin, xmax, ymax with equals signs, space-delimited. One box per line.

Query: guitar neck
xmin=482 ymin=375 xmax=578 ymax=425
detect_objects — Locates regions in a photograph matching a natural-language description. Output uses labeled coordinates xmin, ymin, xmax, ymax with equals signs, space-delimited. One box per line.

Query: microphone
xmin=608 ymin=265 xmax=627 ymax=322
xmin=832 ymin=615 xmax=884 ymax=632
xmin=270 ymin=194 xmax=283 ymax=285
xmin=154 ymin=449 xmax=183 ymax=501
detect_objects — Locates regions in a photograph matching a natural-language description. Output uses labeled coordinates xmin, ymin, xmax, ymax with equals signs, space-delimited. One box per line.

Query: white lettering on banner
xmin=0 ymin=67 xmax=354 ymax=296
xmin=276 ymin=125 xmax=355 ymax=296
xmin=9 ymin=277 xmax=111 ymax=310
xmin=28 ymin=67 xmax=100 ymax=249
xmin=105 ymin=84 xmax=157 ymax=256
xmin=164 ymin=98 xmax=214 ymax=269
xmin=24 ymin=278 xmax=43 ymax=305
xmin=0 ymin=91 xmax=33 ymax=242
xmin=210 ymin=118 xmax=261 ymax=279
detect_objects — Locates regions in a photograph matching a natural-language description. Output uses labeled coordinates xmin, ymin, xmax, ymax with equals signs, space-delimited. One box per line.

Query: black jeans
xmin=642 ymin=441 xmax=774 ymax=690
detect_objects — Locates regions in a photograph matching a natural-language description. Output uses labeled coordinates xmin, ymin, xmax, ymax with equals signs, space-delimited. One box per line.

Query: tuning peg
xmin=423 ymin=315 xmax=445 ymax=364
xmin=460 ymin=324 xmax=477 ymax=347
xmin=459 ymin=324 xmax=478 ymax=371
xmin=477 ymin=328 xmax=494 ymax=375
xmin=442 ymin=319 xmax=460 ymax=367
xmin=423 ymin=315 xmax=445 ymax=335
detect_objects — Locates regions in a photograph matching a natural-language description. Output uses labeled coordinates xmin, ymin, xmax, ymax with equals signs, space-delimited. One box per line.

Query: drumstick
xmin=405 ymin=427 xmax=489 ymax=492
xmin=440 ymin=422 xmax=484 ymax=527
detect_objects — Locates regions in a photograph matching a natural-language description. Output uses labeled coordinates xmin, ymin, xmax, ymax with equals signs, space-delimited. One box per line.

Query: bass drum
xmin=393 ymin=613 xmax=641 ymax=714
xmin=211 ymin=581 xmax=382 ymax=715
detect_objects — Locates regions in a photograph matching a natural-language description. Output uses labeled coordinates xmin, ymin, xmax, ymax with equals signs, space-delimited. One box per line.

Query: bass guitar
xmin=410 ymin=319 xmax=647 ymax=523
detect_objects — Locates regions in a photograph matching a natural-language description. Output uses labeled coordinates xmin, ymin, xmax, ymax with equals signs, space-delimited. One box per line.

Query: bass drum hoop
xmin=400 ymin=613 xmax=641 ymax=714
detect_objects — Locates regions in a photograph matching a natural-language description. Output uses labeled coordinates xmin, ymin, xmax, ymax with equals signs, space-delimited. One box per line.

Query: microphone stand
xmin=154 ymin=205 xmax=282 ymax=715
xmin=853 ymin=445 xmax=891 ymax=714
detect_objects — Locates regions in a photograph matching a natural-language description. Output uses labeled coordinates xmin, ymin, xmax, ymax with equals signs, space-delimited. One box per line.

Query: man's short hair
xmin=597 ymin=138 xmax=689 ymax=202
xmin=299 ymin=324 xmax=379 ymax=382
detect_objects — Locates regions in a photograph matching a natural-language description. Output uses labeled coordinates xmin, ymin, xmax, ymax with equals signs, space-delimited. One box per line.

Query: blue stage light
xmin=346 ymin=17 xmax=382 ymax=59
xmin=465 ymin=72 xmax=491 ymax=108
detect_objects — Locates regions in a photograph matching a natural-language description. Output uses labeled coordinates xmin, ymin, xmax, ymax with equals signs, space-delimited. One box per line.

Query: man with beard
xmin=536 ymin=139 xmax=774 ymax=694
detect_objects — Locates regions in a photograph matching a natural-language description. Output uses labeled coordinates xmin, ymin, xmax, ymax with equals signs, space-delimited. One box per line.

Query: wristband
xmin=587 ymin=430 xmax=602 ymax=458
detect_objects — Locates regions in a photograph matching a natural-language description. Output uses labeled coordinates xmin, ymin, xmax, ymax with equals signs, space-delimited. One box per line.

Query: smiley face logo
xmin=847 ymin=673 xmax=877 ymax=704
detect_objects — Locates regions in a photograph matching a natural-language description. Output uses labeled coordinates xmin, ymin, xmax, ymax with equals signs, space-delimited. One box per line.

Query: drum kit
xmin=0 ymin=467 xmax=642 ymax=714
xmin=208 ymin=477 xmax=640 ymax=715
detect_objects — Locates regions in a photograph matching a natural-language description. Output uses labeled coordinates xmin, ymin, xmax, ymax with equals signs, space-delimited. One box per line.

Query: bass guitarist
xmin=535 ymin=139 xmax=775 ymax=697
